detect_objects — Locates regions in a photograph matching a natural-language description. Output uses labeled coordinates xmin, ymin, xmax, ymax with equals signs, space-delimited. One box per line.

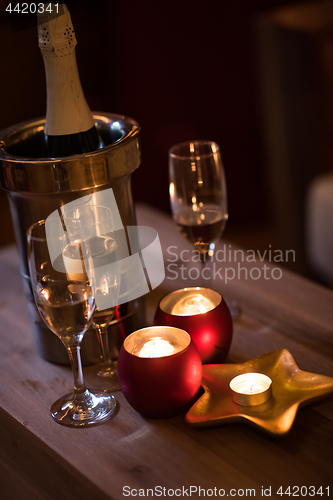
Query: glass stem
xmin=96 ymin=325 xmax=112 ymax=366
xmin=66 ymin=344 xmax=87 ymax=397
xmin=200 ymin=252 xmax=211 ymax=287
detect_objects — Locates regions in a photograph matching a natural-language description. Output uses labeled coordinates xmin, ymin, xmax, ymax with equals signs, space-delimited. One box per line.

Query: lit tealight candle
xmin=229 ymin=373 xmax=272 ymax=406
xmin=171 ymin=293 xmax=216 ymax=316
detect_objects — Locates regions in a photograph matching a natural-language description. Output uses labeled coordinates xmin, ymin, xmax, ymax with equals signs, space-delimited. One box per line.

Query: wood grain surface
xmin=0 ymin=204 xmax=332 ymax=500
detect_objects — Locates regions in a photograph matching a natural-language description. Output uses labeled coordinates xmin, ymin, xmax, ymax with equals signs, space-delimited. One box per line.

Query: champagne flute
xmin=169 ymin=140 xmax=239 ymax=318
xmin=27 ymin=220 xmax=117 ymax=427
xmin=61 ymin=205 xmax=121 ymax=380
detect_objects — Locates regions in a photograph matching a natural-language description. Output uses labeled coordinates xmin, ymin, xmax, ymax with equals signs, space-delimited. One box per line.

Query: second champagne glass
xmin=169 ymin=140 xmax=228 ymax=265
xmin=62 ymin=205 xmax=121 ymax=380
xmin=169 ymin=140 xmax=239 ymax=317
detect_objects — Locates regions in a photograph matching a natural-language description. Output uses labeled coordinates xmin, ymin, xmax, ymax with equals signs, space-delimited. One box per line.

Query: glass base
xmin=51 ymin=389 xmax=117 ymax=427
xmin=97 ymin=361 xmax=120 ymax=390
xmin=97 ymin=361 xmax=117 ymax=378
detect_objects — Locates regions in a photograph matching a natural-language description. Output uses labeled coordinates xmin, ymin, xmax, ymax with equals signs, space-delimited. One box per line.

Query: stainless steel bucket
xmin=0 ymin=112 xmax=146 ymax=364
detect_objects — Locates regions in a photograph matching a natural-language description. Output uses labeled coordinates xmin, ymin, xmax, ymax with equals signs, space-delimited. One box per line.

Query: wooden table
xmin=0 ymin=204 xmax=332 ymax=500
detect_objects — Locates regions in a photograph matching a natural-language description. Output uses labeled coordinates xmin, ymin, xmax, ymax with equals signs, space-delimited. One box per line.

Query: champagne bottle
xmin=38 ymin=4 xmax=103 ymax=157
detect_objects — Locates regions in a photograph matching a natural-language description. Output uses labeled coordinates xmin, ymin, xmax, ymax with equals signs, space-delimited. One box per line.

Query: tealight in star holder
xmin=186 ymin=349 xmax=333 ymax=436
xmin=229 ymin=372 xmax=273 ymax=406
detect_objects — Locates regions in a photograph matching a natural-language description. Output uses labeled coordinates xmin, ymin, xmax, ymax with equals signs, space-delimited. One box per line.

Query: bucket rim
xmin=0 ymin=112 xmax=140 ymax=164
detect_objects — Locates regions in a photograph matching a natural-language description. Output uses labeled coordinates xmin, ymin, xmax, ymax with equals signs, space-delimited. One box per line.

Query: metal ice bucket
xmin=0 ymin=112 xmax=146 ymax=364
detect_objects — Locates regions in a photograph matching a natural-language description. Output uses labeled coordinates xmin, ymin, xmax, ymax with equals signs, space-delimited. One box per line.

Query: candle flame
xmin=171 ymin=293 xmax=215 ymax=316
xmin=247 ymin=373 xmax=255 ymax=393
xmin=139 ymin=337 xmax=175 ymax=358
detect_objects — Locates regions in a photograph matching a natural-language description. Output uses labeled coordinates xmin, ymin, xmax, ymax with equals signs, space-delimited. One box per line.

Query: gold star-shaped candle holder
xmin=186 ymin=349 xmax=333 ymax=436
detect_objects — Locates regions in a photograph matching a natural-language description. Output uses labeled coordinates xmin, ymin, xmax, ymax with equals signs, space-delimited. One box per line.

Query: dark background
xmin=0 ymin=0 xmax=332 ymax=281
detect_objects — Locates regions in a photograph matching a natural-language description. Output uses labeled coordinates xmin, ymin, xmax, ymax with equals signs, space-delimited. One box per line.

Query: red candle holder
xmin=154 ymin=287 xmax=233 ymax=364
xmin=117 ymin=326 xmax=202 ymax=418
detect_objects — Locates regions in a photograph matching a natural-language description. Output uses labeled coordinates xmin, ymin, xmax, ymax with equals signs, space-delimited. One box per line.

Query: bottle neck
xmin=43 ymin=51 xmax=94 ymax=136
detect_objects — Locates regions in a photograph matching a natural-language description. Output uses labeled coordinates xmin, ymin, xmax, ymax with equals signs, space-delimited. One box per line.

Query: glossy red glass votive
xmin=117 ymin=326 xmax=202 ymax=418
xmin=154 ymin=287 xmax=233 ymax=364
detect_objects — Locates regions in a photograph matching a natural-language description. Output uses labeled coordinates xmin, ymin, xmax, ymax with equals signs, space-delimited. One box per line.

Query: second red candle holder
xmin=154 ymin=287 xmax=233 ymax=364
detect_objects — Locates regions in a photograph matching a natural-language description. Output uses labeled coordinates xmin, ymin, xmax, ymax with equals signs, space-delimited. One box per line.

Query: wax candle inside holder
xmin=171 ymin=293 xmax=216 ymax=316
xmin=154 ymin=287 xmax=233 ymax=364
xmin=117 ymin=326 xmax=202 ymax=418
xmin=229 ymin=373 xmax=272 ymax=406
